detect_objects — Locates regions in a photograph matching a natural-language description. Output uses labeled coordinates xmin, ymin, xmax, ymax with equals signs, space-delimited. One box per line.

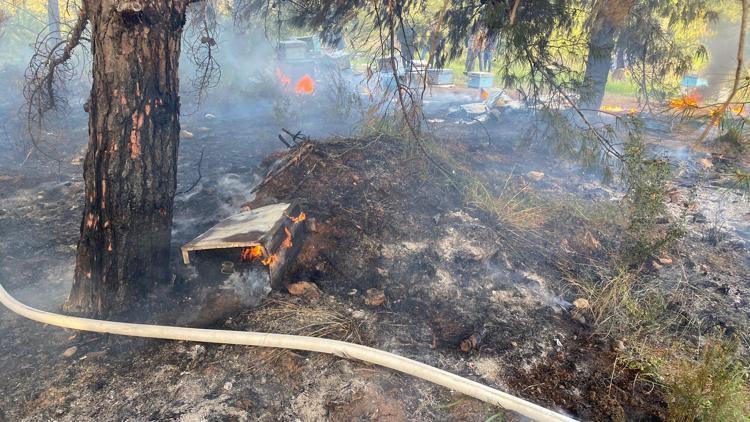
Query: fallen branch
xmin=176 ymin=148 xmax=205 ymax=196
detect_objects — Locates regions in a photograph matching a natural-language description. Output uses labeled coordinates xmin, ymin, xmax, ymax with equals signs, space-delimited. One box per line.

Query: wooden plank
xmin=181 ymin=203 xmax=292 ymax=264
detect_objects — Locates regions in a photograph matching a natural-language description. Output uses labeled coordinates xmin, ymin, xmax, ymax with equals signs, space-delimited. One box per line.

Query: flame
xmin=289 ymin=211 xmax=307 ymax=224
xmin=282 ymin=227 xmax=293 ymax=249
xmin=480 ymin=88 xmax=489 ymax=101
xmin=294 ymin=75 xmax=315 ymax=95
xmin=669 ymin=93 xmax=700 ymax=109
xmin=241 ymin=245 xmax=264 ymax=262
xmin=276 ymin=68 xmax=291 ymax=87
xmin=261 ymin=254 xmax=278 ymax=266
xmin=601 ymin=105 xmax=623 ymax=112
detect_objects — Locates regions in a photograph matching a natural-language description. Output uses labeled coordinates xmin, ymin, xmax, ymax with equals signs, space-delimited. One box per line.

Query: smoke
xmin=700 ymin=16 xmax=750 ymax=100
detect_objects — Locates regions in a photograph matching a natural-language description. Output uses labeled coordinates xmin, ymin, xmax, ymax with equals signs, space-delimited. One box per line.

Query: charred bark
xmin=64 ymin=1 xmax=190 ymax=317
xmin=581 ymin=0 xmax=635 ymax=110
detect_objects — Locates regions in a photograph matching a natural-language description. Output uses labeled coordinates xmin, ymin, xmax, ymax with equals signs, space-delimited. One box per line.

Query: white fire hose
xmin=0 ymin=283 xmax=576 ymax=422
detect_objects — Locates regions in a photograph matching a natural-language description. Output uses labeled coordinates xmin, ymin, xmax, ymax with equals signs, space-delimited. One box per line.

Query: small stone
xmin=526 ymin=171 xmax=545 ymax=182
xmin=62 ymin=346 xmax=78 ymax=358
xmin=198 ymin=126 xmax=211 ymax=133
xmin=180 ymin=129 xmax=194 ymax=139
xmin=584 ymin=231 xmax=601 ymax=250
xmin=658 ymin=257 xmax=673 ymax=266
xmin=204 ymin=113 xmax=216 ymax=119
xmin=364 ymin=288 xmax=386 ymax=306
xmin=223 ymin=381 xmax=233 ymax=391
xmin=697 ymin=157 xmax=713 ymax=170
xmin=612 ymin=339 xmax=626 ymax=352
xmin=573 ymin=298 xmax=590 ymax=310
xmin=652 ymin=260 xmax=663 ymax=270
xmin=287 ymin=281 xmax=320 ymax=299
xmin=306 ymin=217 xmax=318 ymax=233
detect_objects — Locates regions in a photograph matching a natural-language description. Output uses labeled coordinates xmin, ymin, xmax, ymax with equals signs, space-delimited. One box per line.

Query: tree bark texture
xmin=581 ymin=0 xmax=635 ymax=110
xmin=65 ymin=1 xmax=189 ymax=317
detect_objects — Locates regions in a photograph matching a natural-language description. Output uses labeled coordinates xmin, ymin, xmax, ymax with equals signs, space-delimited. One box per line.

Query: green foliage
xmin=667 ymin=339 xmax=750 ymax=422
xmin=621 ymin=133 xmax=684 ymax=266
xmin=717 ymin=112 xmax=749 ymax=152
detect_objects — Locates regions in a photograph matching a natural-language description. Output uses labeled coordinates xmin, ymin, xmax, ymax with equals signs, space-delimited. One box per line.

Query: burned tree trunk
xmin=64 ymin=1 xmax=191 ymax=316
xmin=581 ymin=0 xmax=635 ymax=110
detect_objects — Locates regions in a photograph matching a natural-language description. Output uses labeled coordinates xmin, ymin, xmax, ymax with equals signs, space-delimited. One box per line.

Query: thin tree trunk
xmin=47 ymin=0 xmax=61 ymax=41
xmin=581 ymin=0 xmax=635 ymax=110
xmin=64 ymin=0 xmax=189 ymax=317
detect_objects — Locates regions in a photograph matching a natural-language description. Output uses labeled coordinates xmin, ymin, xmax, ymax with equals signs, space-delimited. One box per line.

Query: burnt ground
xmin=1 ymin=89 xmax=749 ymax=421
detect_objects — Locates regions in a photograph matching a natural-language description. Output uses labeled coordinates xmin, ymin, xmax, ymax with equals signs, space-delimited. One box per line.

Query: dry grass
xmin=240 ymin=296 xmax=365 ymax=369
xmin=464 ymin=177 xmax=547 ymax=229
xmin=665 ymin=338 xmax=750 ymax=422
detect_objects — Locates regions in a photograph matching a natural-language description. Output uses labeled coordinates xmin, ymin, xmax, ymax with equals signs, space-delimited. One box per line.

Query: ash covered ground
xmin=1 ymin=77 xmax=749 ymax=422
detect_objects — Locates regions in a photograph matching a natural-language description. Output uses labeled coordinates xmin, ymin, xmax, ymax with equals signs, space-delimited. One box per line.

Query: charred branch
xmin=23 ymin=4 xmax=89 ymax=160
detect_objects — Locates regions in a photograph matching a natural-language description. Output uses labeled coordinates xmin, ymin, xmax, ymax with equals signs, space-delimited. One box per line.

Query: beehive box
xmin=467 ymin=71 xmax=494 ymax=89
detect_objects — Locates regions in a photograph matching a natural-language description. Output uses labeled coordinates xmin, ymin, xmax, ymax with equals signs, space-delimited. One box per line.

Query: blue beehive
xmin=680 ymin=76 xmax=708 ymax=88
xmin=467 ymin=72 xmax=494 ymax=89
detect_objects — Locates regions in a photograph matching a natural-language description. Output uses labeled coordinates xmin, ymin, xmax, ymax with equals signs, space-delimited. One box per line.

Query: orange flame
xmin=276 ymin=68 xmax=291 ymax=87
xmin=241 ymin=245 xmax=264 ymax=261
xmin=289 ymin=211 xmax=307 ymax=224
xmin=669 ymin=93 xmax=700 ymax=109
xmin=282 ymin=227 xmax=293 ymax=249
xmin=480 ymin=89 xmax=489 ymax=101
xmin=601 ymin=105 xmax=623 ymax=112
xmin=295 ymin=75 xmax=315 ymax=95
xmin=261 ymin=254 xmax=278 ymax=266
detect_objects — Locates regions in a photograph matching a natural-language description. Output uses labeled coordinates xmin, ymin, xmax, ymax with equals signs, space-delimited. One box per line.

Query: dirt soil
xmin=1 ymin=93 xmax=749 ymax=421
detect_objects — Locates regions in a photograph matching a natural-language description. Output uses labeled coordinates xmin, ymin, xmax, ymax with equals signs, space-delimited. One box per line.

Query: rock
xmin=306 ymin=217 xmax=318 ymax=233
xmin=180 ymin=129 xmax=194 ymax=139
xmin=204 ymin=113 xmax=216 ymax=119
xmin=459 ymin=332 xmax=482 ymax=353
xmin=652 ymin=260 xmax=663 ymax=270
xmin=62 ymin=346 xmax=78 ymax=358
xmin=198 ymin=127 xmax=211 ymax=133
xmin=526 ymin=171 xmax=545 ymax=182
xmin=698 ymin=157 xmax=713 ymax=170
xmin=459 ymin=103 xmax=488 ymax=115
xmin=573 ymin=298 xmax=590 ymax=310
xmin=667 ymin=189 xmax=682 ymax=203
xmin=223 ymin=381 xmax=233 ymax=391
xmin=364 ymin=288 xmax=386 ymax=306
xmin=612 ymin=339 xmax=626 ymax=352
xmin=658 ymin=257 xmax=673 ymax=266
xmin=287 ymin=281 xmax=320 ymax=300
xmin=584 ymin=231 xmax=601 ymax=250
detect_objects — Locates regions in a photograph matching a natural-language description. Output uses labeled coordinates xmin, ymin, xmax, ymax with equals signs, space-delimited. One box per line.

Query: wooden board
xmin=180 ymin=203 xmax=292 ymax=264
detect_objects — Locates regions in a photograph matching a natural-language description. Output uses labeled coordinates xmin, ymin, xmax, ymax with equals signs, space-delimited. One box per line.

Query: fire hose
xmin=0 ymin=283 xmax=576 ymax=422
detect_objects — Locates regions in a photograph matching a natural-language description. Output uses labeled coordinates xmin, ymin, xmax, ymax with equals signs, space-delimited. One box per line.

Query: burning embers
xmin=276 ymin=68 xmax=315 ymax=95
xmin=239 ymin=211 xmax=307 ymax=266
xmin=295 ymin=75 xmax=315 ymax=95
xmin=669 ymin=93 xmax=700 ymax=109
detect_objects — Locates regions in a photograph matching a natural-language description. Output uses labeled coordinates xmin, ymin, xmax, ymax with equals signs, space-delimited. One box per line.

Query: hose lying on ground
xmin=0 ymin=283 xmax=576 ymax=422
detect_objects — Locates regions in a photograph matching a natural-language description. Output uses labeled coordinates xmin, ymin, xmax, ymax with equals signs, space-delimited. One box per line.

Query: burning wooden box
xmin=296 ymin=35 xmax=321 ymax=54
xmin=181 ymin=202 xmax=306 ymax=291
xmin=279 ymin=40 xmax=309 ymax=61
xmin=467 ymin=71 xmax=494 ymax=89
